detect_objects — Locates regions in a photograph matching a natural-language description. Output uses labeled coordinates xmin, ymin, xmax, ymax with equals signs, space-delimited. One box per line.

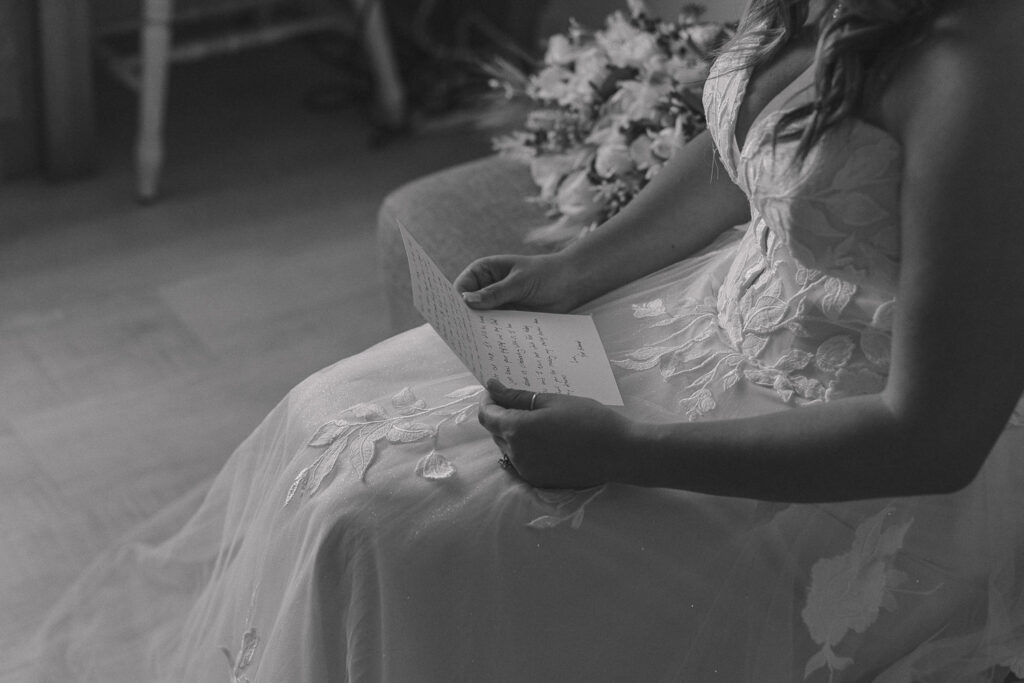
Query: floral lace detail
xmin=747 ymin=119 xmax=902 ymax=291
xmin=801 ymin=507 xmax=914 ymax=681
xmin=526 ymin=487 xmax=606 ymax=530
xmin=285 ymin=385 xmax=484 ymax=505
xmin=614 ymin=44 xmax=902 ymax=419
xmin=221 ymin=628 xmax=259 ymax=683
xmin=613 ymin=267 xmax=893 ymax=420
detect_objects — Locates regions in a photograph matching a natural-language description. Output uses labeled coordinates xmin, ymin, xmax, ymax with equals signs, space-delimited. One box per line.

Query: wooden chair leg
xmin=352 ymin=0 xmax=406 ymax=128
xmin=136 ymin=0 xmax=174 ymax=202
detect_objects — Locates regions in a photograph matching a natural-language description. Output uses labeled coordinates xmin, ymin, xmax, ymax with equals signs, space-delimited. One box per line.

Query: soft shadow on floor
xmin=0 ymin=39 xmax=493 ymax=663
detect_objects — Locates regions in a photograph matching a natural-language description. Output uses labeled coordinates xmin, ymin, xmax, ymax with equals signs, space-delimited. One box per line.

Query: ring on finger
xmin=529 ymin=392 xmax=539 ymax=411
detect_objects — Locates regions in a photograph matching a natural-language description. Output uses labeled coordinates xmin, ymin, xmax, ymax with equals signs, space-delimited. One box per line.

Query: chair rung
xmin=163 ymin=15 xmax=353 ymax=64
xmin=96 ymin=0 xmax=307 ymax=38
xmin=97 ymin=12 xmax=355 ymax=89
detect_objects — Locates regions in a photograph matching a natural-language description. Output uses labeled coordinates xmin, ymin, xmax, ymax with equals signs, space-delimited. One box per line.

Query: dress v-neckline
xmin=732 ymin=60 xmax=816 ymax=156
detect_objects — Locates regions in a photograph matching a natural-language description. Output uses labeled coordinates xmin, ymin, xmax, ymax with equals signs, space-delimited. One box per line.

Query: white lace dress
xmin=24 ymin=42 xmax=1024 ymax=683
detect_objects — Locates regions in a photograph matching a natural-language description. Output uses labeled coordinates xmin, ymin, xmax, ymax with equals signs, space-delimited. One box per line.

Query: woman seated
xmin=27 ymin=0 xmax=1024 ymax=681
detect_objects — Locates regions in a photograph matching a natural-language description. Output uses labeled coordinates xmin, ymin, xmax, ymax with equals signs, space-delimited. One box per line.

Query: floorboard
xmin=0 ymin=38 xmax=492 ymax=665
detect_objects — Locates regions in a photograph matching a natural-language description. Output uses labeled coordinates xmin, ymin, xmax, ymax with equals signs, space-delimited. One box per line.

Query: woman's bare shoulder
xmin=879 ymin=0 xmax=1024 ymax=137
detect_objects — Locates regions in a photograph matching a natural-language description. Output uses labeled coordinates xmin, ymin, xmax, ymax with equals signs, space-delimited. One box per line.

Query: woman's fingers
xmin=453 ymin=256 xmax=524 ymax=309
xmin=453 ymin=256 xmax=511 ymax=294
xmin=477 ymin=391 xmax=506 ymax=434
xmin=486 ymin=380 xmax=541 ymax=410
xmin=478 ymin=383 xmax=533 ymax=436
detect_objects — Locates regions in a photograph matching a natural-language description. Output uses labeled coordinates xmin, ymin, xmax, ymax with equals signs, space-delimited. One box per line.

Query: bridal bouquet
xmin=490 ymin=1 xmax=733 ymax=247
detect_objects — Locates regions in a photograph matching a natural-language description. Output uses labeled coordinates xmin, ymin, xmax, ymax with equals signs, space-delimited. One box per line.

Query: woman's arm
xmin=480 ymin=3 xmax=1024 ymax=502
xmin=455 ymin=130 xmax=750 ymax=312
xmin=556 ymin=130 xmax=751 ymax=299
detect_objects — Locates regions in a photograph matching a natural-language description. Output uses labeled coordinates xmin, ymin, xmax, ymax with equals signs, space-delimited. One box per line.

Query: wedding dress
xmin=21 ymin=36 xmax=1024 ymax=683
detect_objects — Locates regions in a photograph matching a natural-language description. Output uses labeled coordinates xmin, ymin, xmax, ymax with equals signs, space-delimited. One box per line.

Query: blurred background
xmin=0 ymin=0 xmax=742 ymax=669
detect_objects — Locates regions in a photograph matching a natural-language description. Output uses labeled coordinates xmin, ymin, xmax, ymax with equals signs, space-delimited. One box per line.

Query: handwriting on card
xmin=398 ymin=223 xmax=623 ymax=406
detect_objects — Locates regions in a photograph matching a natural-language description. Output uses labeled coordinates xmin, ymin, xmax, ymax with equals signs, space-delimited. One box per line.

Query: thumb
xmin=486 ymin=380 xmax=535 ymax=410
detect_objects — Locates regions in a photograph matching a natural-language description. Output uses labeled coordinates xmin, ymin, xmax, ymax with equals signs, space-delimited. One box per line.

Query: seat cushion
xmin=376 ymin=155 xmax=548 ymax=332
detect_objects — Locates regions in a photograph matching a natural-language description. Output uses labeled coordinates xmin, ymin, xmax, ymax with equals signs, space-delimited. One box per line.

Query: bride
xmin=25 ymin=0 xmax=1024 ymax=681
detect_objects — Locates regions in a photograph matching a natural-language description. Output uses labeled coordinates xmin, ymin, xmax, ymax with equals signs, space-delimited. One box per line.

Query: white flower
xmin=649 ymin=124 xmax=684 ymax=160
xmin=529 ymin=64 xmax=573 ymax=102
xmin=620 ymin=32 xmax=661 ymax=68
xmin=666 ymin=55 xmax=709 ymax=86
xmin=644 ymin=160 xmax=666 ymax=179
xmin=586 ymin=119 xmax=625 ymax=146
xmin=556 ymin=170 xmax=602 ymax=223
xmin=489 ymin=4 xmax=730 ymax=247
xmin=594 ymin=138 xmax=634 ymax=177
xmin=541 ymin=40 xmax=609 ymax=105
xmin=683 ymin=24 xmax=724 ymax=53
xmin=629 ymin=134 xmax=656 ymax=169
xmin=544 ymin=34 xmax=576 ymax=66
xmin=572 ymin=47 xmax=610 ymax=93
xmin=492 ymin=132 xmax=536 ymax=163
xmin=626 ymin=0 xmax=649 ymax=16
xmin=612 ymin=78 xmax=671 ymax=120
xmin=529 ymin=151 xmax=586 ymax=201
xmin=638 ymin=52 xmax=669 ymax=78
xmin=598 ymin=13 xmax=661 ymax=68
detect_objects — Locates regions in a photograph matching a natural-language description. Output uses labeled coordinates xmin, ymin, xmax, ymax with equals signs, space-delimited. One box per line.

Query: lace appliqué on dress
xmin=285 ymin=385 xmax=484 ymax=505
xmin=527 ymin=487 xmax=606 ymax=530
xmin=221 ymin=628 xmax=259 ymax=683
xmin=801 ymin=506 xmax=915 ymax=681
xmin=613 ymin=283 xmax=891 ymax=420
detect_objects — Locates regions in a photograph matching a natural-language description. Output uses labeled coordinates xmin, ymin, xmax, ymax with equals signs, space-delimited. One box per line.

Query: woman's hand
xmin=453 ymin=252 xmax=586 ymax=313
xmin=477 ymin=380 xmax=635 ymax=488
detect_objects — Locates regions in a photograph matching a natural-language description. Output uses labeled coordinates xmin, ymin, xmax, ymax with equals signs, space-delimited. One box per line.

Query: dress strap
xmin=702 ymin=46 xmax=755 ymax=184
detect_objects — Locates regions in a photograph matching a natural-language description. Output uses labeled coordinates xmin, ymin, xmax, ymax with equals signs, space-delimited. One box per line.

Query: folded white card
xmin=399 ymin=223 xmax=623 ymax=406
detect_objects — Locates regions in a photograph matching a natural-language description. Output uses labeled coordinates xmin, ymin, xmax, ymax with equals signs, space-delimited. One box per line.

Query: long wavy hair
xmin=726 ymin=0 xmax=952 ymax=157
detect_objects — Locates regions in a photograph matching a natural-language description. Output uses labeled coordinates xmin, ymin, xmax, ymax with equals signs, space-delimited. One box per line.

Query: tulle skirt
xmin=18 ymin=230 xmax=1024 ymax=682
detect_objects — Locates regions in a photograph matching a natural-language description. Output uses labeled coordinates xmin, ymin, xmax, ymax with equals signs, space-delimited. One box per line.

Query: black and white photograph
xmin=3 ymin=0 xmax=1024 ymax=680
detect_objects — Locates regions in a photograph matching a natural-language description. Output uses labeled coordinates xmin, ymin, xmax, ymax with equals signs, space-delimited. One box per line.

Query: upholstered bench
xmin=376 ymin=155 xmax=549 ymax=332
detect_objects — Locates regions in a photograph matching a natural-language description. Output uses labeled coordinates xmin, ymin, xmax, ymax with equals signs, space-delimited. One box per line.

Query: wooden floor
xmin=0 ymin=41 xmax=490 ymax=666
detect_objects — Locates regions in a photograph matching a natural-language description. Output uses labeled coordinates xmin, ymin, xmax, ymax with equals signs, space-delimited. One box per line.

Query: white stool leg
xmin=137 ymin=0 xmax=174 ymax=202
xmin=352 ymin=0 xmax=406 ymax=128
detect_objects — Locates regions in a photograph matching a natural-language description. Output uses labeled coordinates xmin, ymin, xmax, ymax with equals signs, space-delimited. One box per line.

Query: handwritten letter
xmin=399 ymin=224 xmax=623 ymax=405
